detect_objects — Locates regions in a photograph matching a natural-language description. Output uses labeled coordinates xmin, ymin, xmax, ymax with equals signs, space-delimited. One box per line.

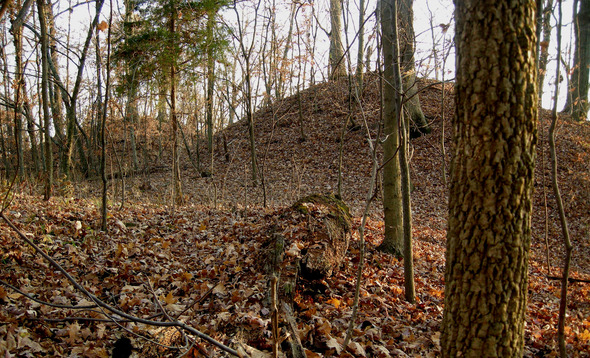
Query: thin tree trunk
xmin=356 ymin=0 xmax=366 ymax=93
xmin=62 ymin=0 xmax=104 ymax=177
xmin=12 ymin=16 xmax=25 ymax=178
xmin=276 ymin=2 xmax=296 ymax=100
xmin=0 ymin=123 xmax=9 ymax=176
xmin=47 ymin=2 xmax=64 ymax=144
xmin=378 ymin=0 xmax=403 ymax=257
xmin=0 ymin=32 xmax=11 ymax=176
xmin=398 ymin=0 xmax=430 ymax=137
xmin=550 ymin=4 xmax=574 ymax=356
xmin=169 ymin=4 xmax=183 ymax=207
xmin=24 ymin=101 xmax=40 ymax=174
xmin=98 ymin=0 xmax=112 ymax=230
xmin=537 ymin=0 xmax=553 ymax=101
xmin=205 ymin=8 xmax=216 ymax=154
xmin=565 ymin=0 xmax=590 ymax=121
xmin=246 ymin=66 xmax=258 ymax=186
xmin=179 ymin=120 xmax=200 ymax=173
xmin=37 ymin=0 xmax=53 ymax=200
xmin=389 ymin=0 xmax=415 ymax=302
xmin=329 ymin=0 xmax=346 ymax=79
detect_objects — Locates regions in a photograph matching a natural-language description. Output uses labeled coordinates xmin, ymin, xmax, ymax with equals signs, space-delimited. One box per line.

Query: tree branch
xmin=0 ymin=212 xmax=246 ymax=357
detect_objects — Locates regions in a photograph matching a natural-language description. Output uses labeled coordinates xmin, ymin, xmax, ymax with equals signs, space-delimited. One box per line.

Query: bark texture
xmin=264 ymin=194 xmax=352 ymax=304
xmin=441 ymin=1 xmax=538 ymax=357
xmin=378 ymin=0 xmax=403 ymax=258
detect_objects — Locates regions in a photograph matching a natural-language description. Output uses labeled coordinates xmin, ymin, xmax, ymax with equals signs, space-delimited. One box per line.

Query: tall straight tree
xmin=37 ymin=0 xmax=53 ymax=200
xmin=205 ymin=6 xmax=216 ymax=156
xmin=383 ymin=0 xmax=415 ymax=301
xmin=53 ymin=0 xmax=104 ymax=177
xmin=12 ymin=0 xmax=26 ymax=178
xmin=398 ymin=0 xmax=430 ymax=137
xmin=563 ymin=0 xmax=589 ymax=121
xmin=168 ymin=0 xmax=183 ymax=206
xmin=355 ymin=0 xmax=366 ymax=93
xmin=46 ymin=2 xmax=64 ymax=145
xmin=378 ymin=0 xmax=403 ymax=258
xmin=232 ymin=0 xmax=261 ymax=185
xmin=329 ymin=0 xmax=346 ymax=79
xmin=536 ymin=0 xmax=553 ymax=100
xmin=121 ymin=0 xmax=141 ymax=171
xmin=441 ymin=0 xmax=538 ymax=356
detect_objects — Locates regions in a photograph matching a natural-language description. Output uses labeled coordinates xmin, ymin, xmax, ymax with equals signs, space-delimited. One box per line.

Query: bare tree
xmin=231 ymin=0 xmax=262 ymax=186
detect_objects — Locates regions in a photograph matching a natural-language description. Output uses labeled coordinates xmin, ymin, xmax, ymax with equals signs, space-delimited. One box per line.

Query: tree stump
xmin=263 ymin=194 xmax=352 ymax=304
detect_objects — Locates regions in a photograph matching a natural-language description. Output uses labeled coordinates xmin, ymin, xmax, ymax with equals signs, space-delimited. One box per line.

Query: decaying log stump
xmin=263 ymin=194 xmax=352 ymax=305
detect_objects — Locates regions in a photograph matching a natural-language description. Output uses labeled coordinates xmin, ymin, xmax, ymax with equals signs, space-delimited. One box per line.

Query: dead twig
xmin=0 ymin=212 xmax=246 ymax=358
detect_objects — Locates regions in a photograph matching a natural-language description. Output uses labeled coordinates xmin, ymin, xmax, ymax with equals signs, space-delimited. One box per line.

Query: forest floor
xmin=1 ymin=75 xmax=590 ymax=357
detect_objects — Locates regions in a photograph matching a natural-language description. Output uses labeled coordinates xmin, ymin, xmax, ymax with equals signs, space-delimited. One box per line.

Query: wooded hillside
xmin=1 ymin=75 xmax=589 ymax=357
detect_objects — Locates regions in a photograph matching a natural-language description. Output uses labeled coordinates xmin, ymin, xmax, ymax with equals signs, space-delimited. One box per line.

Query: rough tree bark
xmin=441 ymin=0 xmax=538 ymax=356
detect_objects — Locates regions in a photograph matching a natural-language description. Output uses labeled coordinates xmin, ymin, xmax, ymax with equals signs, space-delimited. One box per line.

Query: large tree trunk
xmin=329 ymin=0 xmax=346 ymax=80
xmin=441 ymin=1 xmax=538 ymax=356
xmin=377 ymin=0 xmax=403 ymax=258
xmin=398 ymin=0 xmax=430 ymax=138
xmin=563 ymin=0 xmax=590 ymax=121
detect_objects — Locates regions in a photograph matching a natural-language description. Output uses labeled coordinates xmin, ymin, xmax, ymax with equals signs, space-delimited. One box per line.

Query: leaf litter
xmin=1 ymin=75 xmax=590 ymax=356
